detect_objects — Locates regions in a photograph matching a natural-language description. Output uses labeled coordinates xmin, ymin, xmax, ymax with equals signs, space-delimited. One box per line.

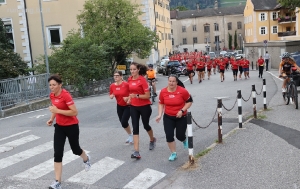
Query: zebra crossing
xmin=0 ymin=130 xmax=167 ymax=188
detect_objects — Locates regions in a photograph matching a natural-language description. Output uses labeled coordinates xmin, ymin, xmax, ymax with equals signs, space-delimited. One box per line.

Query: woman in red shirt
xmin=206 ymin=58 xmax=213 ymax=80
xmin=230 ymin=56 xmax=239 ymax=81
xmin=126 ymin=62 xmax=156 ymax=159
xmin=257 ymin=55 xmax=265 ymax=78
xmin=109 ymin=71 xmax=132 ymax=144
xmin=219 ymin=57 xmax=226 ymax=82
xmin=186 ymin=59 xmax=195 ymax=84
xmin=195 ymin=57 xmax=205 ymax=83
xmin=46 ymin=75 xmax=91 ymax=189
xmin=156 ymin=75 xmax=193 ymax=161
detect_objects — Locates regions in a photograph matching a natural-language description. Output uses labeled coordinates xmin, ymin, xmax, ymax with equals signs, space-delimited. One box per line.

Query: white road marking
xmin=123 ymin=168 xmax=166 ymax=189
xmin=0 ymin=130 xmax=31 ymax=142
xmin=28 ymin=114 xmax=47 ymax=119
xmin=0 ymin=141 xmax=53 ymax=170
xmin=14 ymin=150 xmax=90 ymax=179
xmin=0 ymin=108 xmax=48 ymax=121
xmin=67 ymin=156 xmax=124 ymax=185
xmin=0 ymin=135 xmax=40 ymax=153
xmin=267 ymin=71 xmax=283 ymax=81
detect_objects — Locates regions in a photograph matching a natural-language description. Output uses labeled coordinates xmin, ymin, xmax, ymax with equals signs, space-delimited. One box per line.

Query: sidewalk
xmin=154 ymin=70 xmax=300 ymax=189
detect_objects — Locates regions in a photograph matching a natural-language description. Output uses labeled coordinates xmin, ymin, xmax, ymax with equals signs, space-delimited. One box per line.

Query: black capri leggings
xmin=232 ymin=69 xmax=238 ymax=76
xmin=54 ymin=123 xmax=82 ymax=162
xmin=163 ymin=114 xmax=187 ymax=143
xmin=239 ymin=66 xmax=243 ymax=74
xmin=117 ymin=104 xmax=130 ymax=128
xmin=130 ymin=105 xmax=152 ymax=135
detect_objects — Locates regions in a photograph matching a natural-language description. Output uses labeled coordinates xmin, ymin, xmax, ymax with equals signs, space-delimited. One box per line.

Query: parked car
xmin=162 ymin=60 xmax=181 ymax=76
xmin=157 ymin=60 xmax=167 ymax=74
xmin=208 ymin=52 xmax=216 ymax=59
xmin=220 ymin=51 xmax=227 ymax=56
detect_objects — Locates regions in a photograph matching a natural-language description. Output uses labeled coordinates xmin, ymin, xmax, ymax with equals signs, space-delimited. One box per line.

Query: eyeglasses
xmin=114 ymin=75 xmax=120 ymax=77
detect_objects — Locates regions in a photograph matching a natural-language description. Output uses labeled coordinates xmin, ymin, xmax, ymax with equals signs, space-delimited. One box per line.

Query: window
xmin=227 ymin=22 xmax=232 ymax=30
xmin=215 ymin=36 xmax=219 ymax=42
xmin=155 ymin=12 xmax=158 ymax=18
xmin=165 ymin=33 xmax=167 ymax=40
xmin=286 ymin=27 xmax=291 ymax=31
xmin=260 ymin=13 xmax=266 ymax=21
xmin=272 ymin=12 xmax=278 ymax=20
xmin=272 ymin=26 xmax=278 ymax=34
xmin=168 ymin=33 xmax=171 ymax=40
xmin=193 ymin=37 xmax=198 ymax=44
xmin=204 ymin=25 xmax=210 ymax=33
xmin=214 ymin=23 xmax=219 ymax=31
xmin=204 ymin=37 xmax=210 ymax=43
xmin=172 ymin=38 xmax=174 ymax=45
xmin=182 ymin=26 xmax=186 ymax=32
xmin=260 ymin=27 xmax=267 ymax=35
xmin=3 ymin=22 xmax=15 ymax=49
xmin=171 ymin=29 xmax=173 ymax=34
xmin=0 ymin=0 xmax=6 ymax=3
xmin=47 ymin=26 xmax=63 ymax=46
xmin=183 ymin=38 xmax=187 ymax=44
xmin=237 ymin=22 xmax=242 ymax=29
xmin=161 ymin=33 xmax=164 ymax=40
xmin=193 ymin=25 xmax=197 ymax=31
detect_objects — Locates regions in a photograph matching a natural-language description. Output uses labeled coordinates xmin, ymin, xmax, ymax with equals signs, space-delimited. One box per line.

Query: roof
xmin=170 ymin=10 xmax=177 ymax=19
xmin=175 ymin=5 xmax=244 ymax=20
xmin=251 ymin=0 xmax=278 ymax=10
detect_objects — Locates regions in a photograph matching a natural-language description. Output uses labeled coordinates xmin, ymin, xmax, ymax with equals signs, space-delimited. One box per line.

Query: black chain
xmin=241 ymin=91 xmax=252 ymax=102
xmin=222 ymin=96 xmax=238 ymax=111
xmin=191 ymin=108 xmax=218 ymax=129
xmin=255 ymin=85 xmax=263 ymax=95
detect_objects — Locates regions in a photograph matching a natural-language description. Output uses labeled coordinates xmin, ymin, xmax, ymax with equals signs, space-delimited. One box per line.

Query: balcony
xmin=278 ymin=31 xmax=296 ymax=37
xmin=278 ymin=16 xmax=296 ymax=23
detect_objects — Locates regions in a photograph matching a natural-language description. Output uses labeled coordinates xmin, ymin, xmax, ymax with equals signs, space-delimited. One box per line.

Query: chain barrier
xmin=222 ymin=96 xmax=238 ymax=111
xmin=191 ymin=108 xmax=218 ymax=129
xmin=255 ymin=85 xmax=263 ymax=95
xmin=241 ymin=90 xmax=252 ymax=102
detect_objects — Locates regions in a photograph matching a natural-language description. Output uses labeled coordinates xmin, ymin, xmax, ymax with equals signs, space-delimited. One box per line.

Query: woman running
xmin=230 ymin=56 xmax=239 ymax=81
xmin=109 ymin=71 xmax=133 ymax=144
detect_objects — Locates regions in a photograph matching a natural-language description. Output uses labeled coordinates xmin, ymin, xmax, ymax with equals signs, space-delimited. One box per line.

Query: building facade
xmin=170 ymin=3 xmax=245 ymax=53
xmin=244 ymin=0 xmax=300 ymax=43
xmin=0 ymin=0 xmax=171 ymax=69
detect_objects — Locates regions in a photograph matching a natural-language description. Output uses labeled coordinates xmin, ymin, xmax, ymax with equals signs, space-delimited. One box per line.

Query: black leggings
xmin=232 ymin=69 xmax=238 ymax=76
xmin=117 ymin=105 xmax=130 ymax=128
xmin=54 ymin=124 xmax=82 ymax=162
xmin=239 ymin=66 xmax=243 ymax=74
xmin=130 ymin=105 xmax=152 ymax=135
xmin=163 ymin=114 xmax=187 ymax=143
xmin=259 ymin=66 xmax=264 ymax=77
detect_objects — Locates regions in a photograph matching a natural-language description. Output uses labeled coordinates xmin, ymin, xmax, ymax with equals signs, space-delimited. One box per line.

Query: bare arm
xmin=156 ymin=103 xmax=165 ymax=123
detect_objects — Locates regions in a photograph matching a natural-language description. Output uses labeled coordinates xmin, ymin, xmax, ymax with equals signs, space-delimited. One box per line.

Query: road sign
xmin=117 ymin=65 xmax=126 ymax=70
xmin=263 ymin=40 xmax=268 ymax=44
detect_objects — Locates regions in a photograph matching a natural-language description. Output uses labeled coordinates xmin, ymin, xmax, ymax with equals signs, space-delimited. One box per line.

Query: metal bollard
xmin=263 ymin=79 xmax=267 ymax=110
xmin=237 ymin=90 xmax=242 ymax=128
xmin=187 ymin=112 xmax=194 ymax=164
xmin=252 ymin=85 xmax=257 ymax=119
xmin=217 ymin=99 xmax=223 ymax=143
xmin=251 ymin=61 xmax=253 ymax=70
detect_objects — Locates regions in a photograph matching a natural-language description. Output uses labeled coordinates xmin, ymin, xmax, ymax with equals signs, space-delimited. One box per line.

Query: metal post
xmin=187 ymin=111 xmax=194 ymax=164
xmin=217 ymin=99 xmax=222 ymax=143
xmin=39 ymin=0 xmax=50 ymax=94
xmin=263 ymin=79 xmax=267 ymax=110
xmin=252 ymin=85 xmax=257 ymax=119
xmin=251 ymin=61 xmax=254 ymax=70
xmin=237 ymin=90 xmax=242 ymax=128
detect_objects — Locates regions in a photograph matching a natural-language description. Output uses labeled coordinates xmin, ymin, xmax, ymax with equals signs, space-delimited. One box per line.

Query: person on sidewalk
xmin=257 ymin=56 xmax=265 ymax=78
xmin=278 ymin=52 xmax=300 ymax=92
xmin=264 ymin=51 xmax=270 ymax=71
xmin=126 ymin=62 xmax=156 ymax=159
xmin=109 ymin=71 xmax=133 ymax=144
xmin=155 ymin=75 xmax=193 ymax=161
xmin=46 ymin=74 xmax=91 ymax=189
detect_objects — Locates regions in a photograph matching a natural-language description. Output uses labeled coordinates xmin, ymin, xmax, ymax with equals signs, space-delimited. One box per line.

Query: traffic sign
xmin=117 ymin=65 xmax=126 ymax=70
xmin=263 ymin=40 xmax=268 ymax=44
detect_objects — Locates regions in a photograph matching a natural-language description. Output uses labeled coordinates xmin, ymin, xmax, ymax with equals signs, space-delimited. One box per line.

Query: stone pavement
xmin=154 ymin=69 xmax=300 ymax=189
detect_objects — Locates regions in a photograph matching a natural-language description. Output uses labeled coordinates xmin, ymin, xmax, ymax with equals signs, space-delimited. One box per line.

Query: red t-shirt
xmin=206 ymin=60 xmax=212 ymax=69
xmin=258 ymin=58 xmax=264 ymax=66
xmin=231 ymin=60 xmax=239 ymax=69
xmin=109 ymin=81 xmax=129 ymax=106
xmin=241 ymin=59 xmax=250 ymax=68
xmin=128 ymin=75 xmax=151 ymax=106
xmin=195 ymin=61 xmax=205 ymax=69
xmin=159 ymin=86 xmax=190 ymax=116
xmin=50 ymin=89 xmax=78 ymax=126
xmin=186 ymin=62 xmax=195 ymax=71
xmin=219 ymin=60 xmax=226 ymax=70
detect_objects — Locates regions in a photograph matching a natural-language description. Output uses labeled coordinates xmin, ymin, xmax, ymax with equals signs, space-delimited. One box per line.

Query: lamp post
xmin=239 ymin=33 xmax=242 ymax=53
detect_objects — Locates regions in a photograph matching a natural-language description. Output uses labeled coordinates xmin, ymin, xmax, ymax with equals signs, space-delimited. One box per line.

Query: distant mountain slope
xmin=170 ymin=0 xmax=246 ymax=10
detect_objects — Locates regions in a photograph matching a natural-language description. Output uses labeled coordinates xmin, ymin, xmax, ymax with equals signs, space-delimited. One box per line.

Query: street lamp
xmin=238 ymin=33 xmax=242 ymax=53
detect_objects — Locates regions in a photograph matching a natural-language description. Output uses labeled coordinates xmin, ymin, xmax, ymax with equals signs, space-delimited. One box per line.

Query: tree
xmin=278 ymin=0 xmax=300 ymax=12
xmin=234 ymin=31 xmax=238 ymax=50
xmin=170 ymin=6 xmax=189 ymax=11
xmin=228 ymin=33 xmax=232 ymax=50
xmin=0 ymin=19 xmax=29 ymax=80
xmin=77 ymin=0 xmax=159 ymax=73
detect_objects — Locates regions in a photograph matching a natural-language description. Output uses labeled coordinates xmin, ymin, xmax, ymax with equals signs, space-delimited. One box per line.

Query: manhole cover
xmin=0 ymin=146 xmax=13 ymax=153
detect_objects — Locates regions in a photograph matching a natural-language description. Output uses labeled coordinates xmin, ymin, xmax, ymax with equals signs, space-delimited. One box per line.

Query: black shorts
xmin=148 ymin=78 xmax=155 ymax=82
xmin=239 ymin=66 xmax=243 ymax=73
xmin=207 ymin=69 xmax=211 ymax=72
xmin=220 ymin=69 xmax=225 ymax=73
xmin=187 ymin=70 xmax=194 ymax=75
xmin=196 ymin=68 xmax=205 ymax=72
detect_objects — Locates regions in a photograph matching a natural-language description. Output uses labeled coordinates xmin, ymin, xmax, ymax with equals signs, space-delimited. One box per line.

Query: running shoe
xmin=168 ymin=152 xmax=177 ymax=161
xmin=183 ymin=139 xmax=188 ymax=149
xmin=149 ymin=137 xmax=156 ymax=150
xmin=131 ymin=151 xmax=141 ymax=159
xmin=125 ymin=134 xmax=133 ymax=144
xmin=282 ymin=88 xmax=286 ymax=92
xmin=49 ymin=180 xmax=62 ymax=189
xmin=83 ymin=154 xmax=91 ymax=171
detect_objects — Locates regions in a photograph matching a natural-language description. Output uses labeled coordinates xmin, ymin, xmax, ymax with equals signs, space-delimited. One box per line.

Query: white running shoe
xmin=282 ymin=88 xmax=286 ymax=92
xmin=83 ymin=154 xmax=91 ymax=172
xmin=49 ymin=180 xmax=62 ymax=189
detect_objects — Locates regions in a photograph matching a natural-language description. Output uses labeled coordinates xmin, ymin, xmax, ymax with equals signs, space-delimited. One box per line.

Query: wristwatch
xmin=180 ymin=109 xmax=184 ymax=113
xmin=136 ymin=94 xmax=139 ymax=98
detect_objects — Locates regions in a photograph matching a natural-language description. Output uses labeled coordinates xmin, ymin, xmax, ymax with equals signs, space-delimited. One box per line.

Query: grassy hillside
xmin=170 ymin=0 xmax=246 ymax=10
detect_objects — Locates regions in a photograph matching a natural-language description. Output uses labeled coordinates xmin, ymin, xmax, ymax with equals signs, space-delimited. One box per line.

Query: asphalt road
xmin=0 ymin=70 xmax=277 ymax=189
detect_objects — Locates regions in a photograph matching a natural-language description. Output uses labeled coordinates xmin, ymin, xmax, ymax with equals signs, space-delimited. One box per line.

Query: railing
xmin=0 ymin=74 xmax=49 ymax=110
xmin=278 ymin=16 xmax=296 ymax=23
xmin=278 ymin=31 xmax=297 ymax=37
